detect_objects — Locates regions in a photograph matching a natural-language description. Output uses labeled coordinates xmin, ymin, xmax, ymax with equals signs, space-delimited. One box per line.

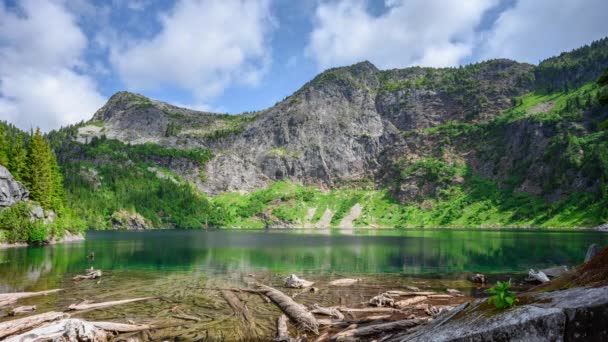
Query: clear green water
xmin=0 ymin=229 xmax=605 ymax=292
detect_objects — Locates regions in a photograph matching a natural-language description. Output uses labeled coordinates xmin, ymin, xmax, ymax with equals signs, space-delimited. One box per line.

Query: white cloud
xmin=480 ymin=0 xmax=608 ymax=64
xmin=110 ymin=0 xmax=275 ymax=100
xmin=0 ymin=0 xmax=105 ymax=131
xmin=306 ymin=0 xmax=498 ymax=69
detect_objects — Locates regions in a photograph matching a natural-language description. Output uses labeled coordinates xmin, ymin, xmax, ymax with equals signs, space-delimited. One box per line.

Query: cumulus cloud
xmin=0 ymin=0 xmax=105 ymax=131
xmin=306 ymin=0 xmax=498 ymax=69
xmin=480 ymin=0 xmax=608 ymax=64
xmin=110 ymin=0 xmax=275 ymax=100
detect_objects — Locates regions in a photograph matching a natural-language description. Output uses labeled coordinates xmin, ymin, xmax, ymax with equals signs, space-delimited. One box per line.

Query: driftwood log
xmin=385 ymin=290 xmax=436 ymax=297
xmin=0 ymin=311 xmax=66 ymax=339
xmin=72 ymin=268 xmax=102 ymax=281
xmin=528 ymin=269 xmax=550 ymax=283
xmin=310 ymin=304 xmax=344 ymax=320
xmin=68 ymin=297 xmax=154 ymax=311
xmin=9 ymin=305 xmax=37 ymax=316
xmin=284 ymin=274 xmax=315 ymax=289
xmin=330 ymin=318 xmax=427 ymax=341
xmin=328 ymin=279 xmax=359 ymax=286
xmin=257 ymin=284 xmax=319 ymax=334
xmin=395 ymin=296 xmax=427 ymax=308
xmin=0 ymin=289 xmax=62 ymax=308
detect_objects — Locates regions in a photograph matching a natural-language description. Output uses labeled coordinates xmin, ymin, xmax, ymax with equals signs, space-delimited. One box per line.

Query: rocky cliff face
xmin=0 ymin=165 xmax=29 ymax=207
xmin=62 ymin=38 xmax=608 ymax=206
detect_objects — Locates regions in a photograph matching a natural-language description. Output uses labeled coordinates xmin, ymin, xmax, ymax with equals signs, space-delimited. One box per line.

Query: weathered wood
xmin=428 ymin=294 xmax=453 ymax=299
xmin=330 ymin=318 xmax=427 ymax=341
xmin=369 ymin=293 xmax=395 ymax=307
xmin=395 ymin=296 xmax=427 ymax=308
xmin=337 ymin=307 xmax=400 ymax=313
xmin=221 ymin=290 xmax=252 ymax=323
xmin=284 ymin=274 xmax=315 ymax=288
xmin=257 ymin=284 xmax=319 ymax=334
xmin=385 ymin=290 xmax=436 ymax=297
xmin=528 ymin=269 xmax=550 ymax=283
xmin=68 ymin=297 xmax=154 ymax=311
xmin=9 ymin=305 xmax=37 ymax=315
xmin=328 ymin=278 xmax=359 ymax=286
xmin=276 ymin=314 xmax=289 ymax=340
xmin=0 ymin=289 xmax=62 ymax=307
xmin=310 ymin=304 xmax=344 ymax=320
xmin=92 ymin=321 xmax=153 ymax=332
xmin=72 ymin=268 xmax=102 ymax=281
xmin=0 ymin=311 xmax=66 ymax=339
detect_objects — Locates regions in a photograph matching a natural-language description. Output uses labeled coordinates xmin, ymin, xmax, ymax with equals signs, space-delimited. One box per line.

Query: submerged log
xmin=221 ymin=290 xmax=253 ymax=323
xmin=328 ymin=278 xmax=359 ymax=286
xmin=72 ymin=267 xmax=102 ymax=281
xmin=91 ymin=321 xmax=154 ymax=332
xmin=284 ymin=274 xmax=315 ymax=289
xmin=310 ymin=304 xmax=344 ymax=320
xmin=257 ymin=284 xmax=319 ymax=334
xmin=395 ymin=296 xmax=427 ymax=308
xmin=0 ymin=311 xmax=66 ymax=339
xmin=337 ymin=307 xmax=400 ymax=313
xmin=68 ymin=297 xmax=154 ymax=311
xmin=385 ymin=290 xmax=436 ymax=297
xmin=369 ymin=293 xmax=395 ymax=307
xmin=0 ymin=289 xmax=62 ymax=307
xmin=9 ymin=305 xmax=36 ymax=316
xmin=330 ymin=318 xmax=427 ymax=341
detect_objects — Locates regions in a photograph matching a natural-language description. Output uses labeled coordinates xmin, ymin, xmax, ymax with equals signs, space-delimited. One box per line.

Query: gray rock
xmin=0 ymin=165 xmax=29 ymax=207
xmin=396 ymin=286 xmax=608 ymax=342
xmin=111 ymin=210 xmax=150 ymax=230
xmin=584 ymin=244 xmax=601 ymax=262
xmin=540 ymin=265 xmax=570 ymax=278
xmin=596 ymin=223 xmax=608 ymax=232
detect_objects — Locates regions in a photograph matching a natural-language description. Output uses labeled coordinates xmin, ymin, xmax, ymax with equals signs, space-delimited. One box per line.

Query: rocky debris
xmin=111 ymin=209 xmax=150 ymax=230
xmin=284 ymin=274 xmax=314 ymax=289
xmin=446 ymin=289 xmax=463 ymax=297
xmin=527 ymin=269 xmax=551 ymax=283
xmin=315 ymin=208 xmax=334 ymax=229
xmin=470 ymin=273 xmax=486 ymax=283
xmin=72 ymin=267 xmax=102 ymax=281
xmin=78 ymin=167 xmax=102 ymax=190
xmin=337 ymin=203 xmax=362 ymax=228
xmin=0 ymin=165 xmax=29 ymax=207
xmin=584 ymin=243 xmax=601 ymax=262
xmin=596 ymin=223 xmax=608 ymax=231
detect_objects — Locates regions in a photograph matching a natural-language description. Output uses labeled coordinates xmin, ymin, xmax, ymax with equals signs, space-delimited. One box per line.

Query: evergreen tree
xmin=26 ymin=128 xmax=53 ymax=209
xmin=0 ymin=125 xmax=9 ymax=166
xmin=49 ymin=151 xmax=65 ymax=212
xmin=9 ymin=133 xmax=27 ymax=181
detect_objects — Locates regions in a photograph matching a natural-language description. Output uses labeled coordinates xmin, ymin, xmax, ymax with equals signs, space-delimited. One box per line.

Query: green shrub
xmin=486 ymin=281 xmax=518 ymax=309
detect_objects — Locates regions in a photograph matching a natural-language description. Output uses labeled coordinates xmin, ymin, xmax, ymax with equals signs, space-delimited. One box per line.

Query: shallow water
xmin=0 ymin=229 xmax=605 ymax=340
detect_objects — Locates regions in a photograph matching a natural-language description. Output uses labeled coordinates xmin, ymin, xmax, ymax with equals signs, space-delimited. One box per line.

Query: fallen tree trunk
xmin=385 ymin=290 xmax=436 ymax=297
xmin=9 ymin=305 xmax=37 ymax=316
xmin=0 ymin=289 xmax=62 ymax=307
xmin=68 ymin=297 xmax=154 ymax=311
xmin=337 ymin=307 xmax=400 ymax=313
xmin=395 ymin=296 xmax=427 ymax=308
xmin=328 ymin=279 xmax=359 ymax=286
xmin=310 ymin=304 xmax=344 ymax=320
xmin=0 ymin=311 xmax=66 ymax=339
xmin=257 ymin=284 xmax=319 ymax=334
xmin=72 ymin=268 xmax=102 ymax=281
xmin=91 ymin=321 xmax=153 ymax=332
xmin=221 ymin=290 xmax=253 ymax=323
xmin=330 ymin=318 xmax=427 ymax=341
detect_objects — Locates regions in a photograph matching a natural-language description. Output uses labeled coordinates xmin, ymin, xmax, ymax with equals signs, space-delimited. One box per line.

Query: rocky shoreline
xmin=0 ymin=231 xmax=85 ymax=249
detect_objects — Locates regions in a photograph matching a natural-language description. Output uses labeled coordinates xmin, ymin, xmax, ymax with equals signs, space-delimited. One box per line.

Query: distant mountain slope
xmin=50 ymin=37 xmax=608 ymax=228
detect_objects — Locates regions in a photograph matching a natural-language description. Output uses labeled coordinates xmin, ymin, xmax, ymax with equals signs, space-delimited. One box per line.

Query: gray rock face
xmin=0 ymin=165 xmax=29 ymax=207
xmin=395 ymin=286 xmax=608 ymax=342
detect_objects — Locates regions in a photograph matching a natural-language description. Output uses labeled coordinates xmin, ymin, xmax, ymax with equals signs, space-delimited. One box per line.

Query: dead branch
xmin=68 ymin=297 xmax=154 ymax=311
xmin=395 ymin=296 xmax=427 ymax=308
xmin=310 ymin=304 xmax=344 ymax=320
xmin=337 ymin=307 xmax=400 ymax=313
xmin=8 ymin=305 xmax=37 ymax=316
xmin=328 ymin=278 xmax=360 ymax=286
xmin=330 ymin=318 xmax=427 ymax=341
xmin=73 ymin=267 xmax=102 ymax=281
xmin=0 ymin=289 xmax=62 ymax=308
xmin=0 ymin=311 xmax=66 ymax=339
xmin=385 ymin=290 xmax=436 ymax=297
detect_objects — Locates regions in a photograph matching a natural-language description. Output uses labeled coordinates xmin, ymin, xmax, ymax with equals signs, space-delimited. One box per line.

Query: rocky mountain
xmin=0 ymin=165 xmax=29 ymax=207
xmin=52 ymin=37 xmax=608 ymax=228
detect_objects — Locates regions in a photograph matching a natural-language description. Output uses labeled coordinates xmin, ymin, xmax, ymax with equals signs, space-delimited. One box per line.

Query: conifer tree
xmin=26 ymin=128 xmax=53 ymax=208
xmin=9 ymin=132 xmax=27 ymax=181
xmin=0 ymin=125 xmax=9 ymax=166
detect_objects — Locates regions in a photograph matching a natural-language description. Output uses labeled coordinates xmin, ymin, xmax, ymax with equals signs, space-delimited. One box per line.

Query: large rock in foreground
xmin=397 ymin=286 xmax=608 ymax=341
xmin=0 ymin=165 xmax=29 ymax=207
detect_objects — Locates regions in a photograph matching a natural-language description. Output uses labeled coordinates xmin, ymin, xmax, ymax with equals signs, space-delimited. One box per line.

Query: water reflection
xmin=0 ymin=229 xmax=605 ymax=292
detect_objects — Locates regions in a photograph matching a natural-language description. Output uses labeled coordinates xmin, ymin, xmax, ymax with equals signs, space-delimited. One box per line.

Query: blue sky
xmin=1 ymin=0 xmax=607 ymax=131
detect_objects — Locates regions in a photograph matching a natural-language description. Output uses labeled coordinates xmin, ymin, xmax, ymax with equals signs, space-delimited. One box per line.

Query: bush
xmin=486 ymin=281 xmax=518 ymax=309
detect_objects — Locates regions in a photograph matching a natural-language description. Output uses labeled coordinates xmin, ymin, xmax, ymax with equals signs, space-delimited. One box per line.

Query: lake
xmin=0 ymin=229 xmax=605 ymax=340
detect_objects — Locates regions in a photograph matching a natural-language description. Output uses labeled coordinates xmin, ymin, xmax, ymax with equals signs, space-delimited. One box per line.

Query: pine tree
xmin=49 ymin=151 xmax=65 ymax=212
xmin=26 ymin=128 xmax=53 ymax=208
xmin=0 ymin=125 xmax=9 ymax=167
xmin=9 ymin=132 xmax=27 ymax=181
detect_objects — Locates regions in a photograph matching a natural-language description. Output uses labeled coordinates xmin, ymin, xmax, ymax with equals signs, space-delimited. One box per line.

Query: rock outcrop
xmin=0 ymin=165 xmax=29 ymax=207
xmin=111 ymin=210 xmax=150 ymax=230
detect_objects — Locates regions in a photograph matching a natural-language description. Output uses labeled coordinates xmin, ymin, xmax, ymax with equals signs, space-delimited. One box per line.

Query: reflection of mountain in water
xmin=1 ymin=230 xmax=605 ymax=291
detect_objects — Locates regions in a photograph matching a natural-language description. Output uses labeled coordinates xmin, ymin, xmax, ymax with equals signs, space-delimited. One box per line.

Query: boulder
xmin=111 ymin=210 xmax=150 ymax=230
xmin=0 ymin=165 xmax=29 ymax=207
xmin=584 ymin=243 xmax=601 ymax=262
xmin=393 ymin=286 xmax=608 ymax=342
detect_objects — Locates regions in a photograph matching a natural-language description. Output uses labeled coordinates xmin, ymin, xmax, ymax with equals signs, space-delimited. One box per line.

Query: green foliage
xmin=401 ymin=158 xmax=458 ymax=183
xmin=0 ymin=125 xmax=9 ymax=166
xmin=165 ymin=122 xmax=182 ymax=137
xmin=201 ymin=125 xmax=245 ymax=140
xmin=0 ymin=203 xmax=48 ymax=244
xmin=486 ymin=281 xmax=518 ymax=309
xmin=9 ymin=132 xmax=27 ymax=182
xmin=26 ymin=129 xmax=55 ymax=209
